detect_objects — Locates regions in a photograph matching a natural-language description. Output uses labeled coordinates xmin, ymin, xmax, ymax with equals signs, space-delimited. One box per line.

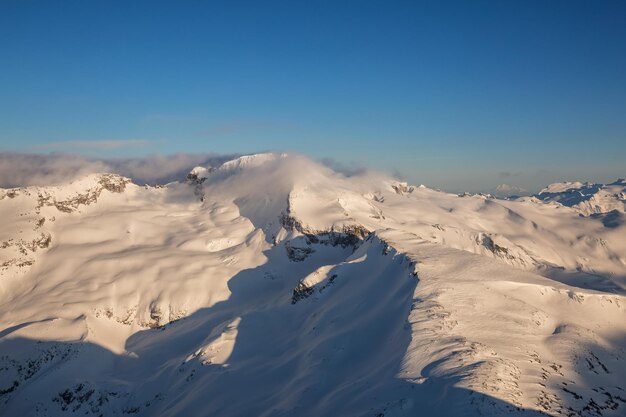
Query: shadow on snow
xmin=0 ymin=236 xmax=594 ymax=417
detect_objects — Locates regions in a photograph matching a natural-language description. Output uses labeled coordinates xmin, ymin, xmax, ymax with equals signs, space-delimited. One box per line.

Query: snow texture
xmin=0 ymin=153 xmax=624 ymax=416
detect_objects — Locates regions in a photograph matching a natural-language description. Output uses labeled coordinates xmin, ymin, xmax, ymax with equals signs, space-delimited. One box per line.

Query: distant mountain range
xmin=532 ymin=179 xmax=626 ymax=216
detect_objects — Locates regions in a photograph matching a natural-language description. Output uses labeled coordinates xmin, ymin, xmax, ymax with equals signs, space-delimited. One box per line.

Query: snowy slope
xmin=0 ymin=153 xmax=624 ymax=416
xmin=533 ymin=179 xmax=626 ymax=216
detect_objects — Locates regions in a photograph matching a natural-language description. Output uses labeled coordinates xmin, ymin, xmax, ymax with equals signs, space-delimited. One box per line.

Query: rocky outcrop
xmin=279 ymin=211 xmax=369 ymax=249
xmin=291 ymin=281 xmax=315 ymax=304
xmin=33 ymin=174 xmax=131 ymax=214
xmin=391 ymin=181 xmax=414 ymax=195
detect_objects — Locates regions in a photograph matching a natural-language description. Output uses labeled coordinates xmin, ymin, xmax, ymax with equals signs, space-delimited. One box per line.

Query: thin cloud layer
xmin=0 ymin=152 xmax=240 ymax=188
xmin=0 ymin=153 xmax=110 ymax=188
xmin=31 ymin=139 xmax=154 ymax=151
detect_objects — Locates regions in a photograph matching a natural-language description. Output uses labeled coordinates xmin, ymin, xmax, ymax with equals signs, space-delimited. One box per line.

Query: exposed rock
xmin=391 ymin=182 xmax=414 ymax=195
xmin=285 ymin=242 xmax=315 ymax=262
xmin=291 ymin=281 xmax=314 ymax=304
xmin=279 ymin=212 xmax=369 ymax=249
xmin=98 ymin=174 xmax=129 ymax=193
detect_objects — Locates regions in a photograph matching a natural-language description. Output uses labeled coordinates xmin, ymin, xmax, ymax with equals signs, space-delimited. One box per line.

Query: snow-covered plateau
xmin=0 ymin=153 xmax=624 ymax=416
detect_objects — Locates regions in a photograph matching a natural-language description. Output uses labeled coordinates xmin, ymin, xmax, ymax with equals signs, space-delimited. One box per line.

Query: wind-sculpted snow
xmin=0 ymin=153 xmax=625 ymax=416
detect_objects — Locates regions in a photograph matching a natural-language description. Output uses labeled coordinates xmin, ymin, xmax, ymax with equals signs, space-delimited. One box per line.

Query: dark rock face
xmin=482 ymin=235 xmax=508 ymax=256
xmin=285 ymin=242 xmax=315 ymax=262
xmin=291 ymin=281 xmax=314 ymax=304
xmin=186 ymin=170 xmax=218 ymax=201
xmin=291 ymin=274 xmax=339 ymax=304
xmin=318 ymin=274 xmax=338 ymax=293
xmin=98 ymin=174 xmax=129 ymax=193
xmin=279 ymin=212 xmax=370 ymax=249
xmin=391 ymin=182 xmax=414 ymax=195
xmin=185 ymin=173 xmax=206 ymax=186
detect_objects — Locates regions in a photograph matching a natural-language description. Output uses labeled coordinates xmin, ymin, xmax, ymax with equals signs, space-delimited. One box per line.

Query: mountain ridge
xmin=0 ymin=153 xmax=624 ymax=416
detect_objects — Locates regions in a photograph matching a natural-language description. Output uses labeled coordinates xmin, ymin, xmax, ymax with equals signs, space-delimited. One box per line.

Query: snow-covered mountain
xmin=494 ymin=183 xmax=529 ymax=198
xmin=1 ymin=153 xmax=624 ymax=417
xmin=532 ymin=179 xmax=626 ymax=216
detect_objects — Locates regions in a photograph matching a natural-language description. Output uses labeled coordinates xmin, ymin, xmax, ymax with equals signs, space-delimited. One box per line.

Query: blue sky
xmin=1 ymin=1 xmax=625 ymax=192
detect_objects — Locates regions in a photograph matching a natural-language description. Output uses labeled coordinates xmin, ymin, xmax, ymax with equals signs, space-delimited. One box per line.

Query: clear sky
xmin=1 ymin=0 xmax=625 ymax=192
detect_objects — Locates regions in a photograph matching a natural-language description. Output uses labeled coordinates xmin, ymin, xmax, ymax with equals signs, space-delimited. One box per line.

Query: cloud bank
xmin=0 ymin=152 xmax=241 ymax=188
xmin=317 ymin=157 xmax=368 ymax=177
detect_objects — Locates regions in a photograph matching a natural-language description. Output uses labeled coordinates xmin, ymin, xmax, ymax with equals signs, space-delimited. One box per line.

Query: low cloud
xmin=0 ymin=152 xmax=240 ymax=188
xmin=105 ymin=153 xmax=240 ymax=185
xmin=318 ymin=157 xmax=367 ymax=177
xmin=0 ymin=153 xmax=110 ymax=188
